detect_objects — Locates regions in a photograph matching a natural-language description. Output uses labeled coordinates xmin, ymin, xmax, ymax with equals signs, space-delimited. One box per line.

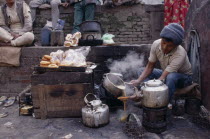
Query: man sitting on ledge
xmin=0 ymin=0 xmax=34 ymax=47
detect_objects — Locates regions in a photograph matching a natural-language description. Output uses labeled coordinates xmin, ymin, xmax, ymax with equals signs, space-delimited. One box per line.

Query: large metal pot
xmin=141 ymin=79 xmax=169 ymax=108
xmin=103 ymin=73 xmax=126 ymax=97
xmin=80 ymin=20 xmax=102 ymax=33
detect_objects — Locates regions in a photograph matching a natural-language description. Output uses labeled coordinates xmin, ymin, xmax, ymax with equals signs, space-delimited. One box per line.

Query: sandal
xmin=0 ymin=112 xmax=8 ymax=118
xmin=4 ymin=96 xmax=16 ymax=107
xmin=0 ymin=96 xmax=7 ymax=102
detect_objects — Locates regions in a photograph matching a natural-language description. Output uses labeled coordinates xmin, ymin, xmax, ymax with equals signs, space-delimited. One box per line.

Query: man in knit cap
xmin=130 ymin=23 xmax=192 ymax=102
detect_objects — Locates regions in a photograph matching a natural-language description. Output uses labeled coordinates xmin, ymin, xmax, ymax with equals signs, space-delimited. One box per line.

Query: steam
xmin=107 ymin=51 xmax=144 ymax=82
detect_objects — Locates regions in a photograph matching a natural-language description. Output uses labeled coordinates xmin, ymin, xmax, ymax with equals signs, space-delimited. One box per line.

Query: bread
xmin=40 ymin=61 xmax=51 ymax=65
xmin=40 ymin=64 xmax=49 ymax=67
xmin=44 ymin=55 xmax=52 ymax=60
xmin=48 ymin=64 xmax=59 ymax=68
xmin=42 ymin=57 xmax=49 ymax=61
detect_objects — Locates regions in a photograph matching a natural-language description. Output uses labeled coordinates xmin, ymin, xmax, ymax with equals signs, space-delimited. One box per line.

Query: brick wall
xmin=0 ymin=1 xmax=164 ymax=44
xmin=30 ymin=2 xmax=164 ymax=44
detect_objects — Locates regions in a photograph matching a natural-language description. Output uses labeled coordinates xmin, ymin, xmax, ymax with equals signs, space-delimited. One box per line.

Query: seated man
xmin=0 ymin=0 xmax=34 ymax=47
xmin=29 ymin=0 xmax=69 ymax=28
xmin=70 ymin=0 xmax=99 ymax=33
xmin=130 ymin=23 xmax=193 ymax=102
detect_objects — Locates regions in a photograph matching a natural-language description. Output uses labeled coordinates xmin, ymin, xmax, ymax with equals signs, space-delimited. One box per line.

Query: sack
xmin=0 ymin=47 xmax=21 ymax=67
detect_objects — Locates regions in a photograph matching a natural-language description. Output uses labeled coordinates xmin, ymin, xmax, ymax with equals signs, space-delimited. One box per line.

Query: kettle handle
xmin=127 ymin=113 xmax=142 ymax=127
xmin=86 ymin=35 xmax=95 ymax=40
xmin=84 ymin=93 xmax=98 ymax=106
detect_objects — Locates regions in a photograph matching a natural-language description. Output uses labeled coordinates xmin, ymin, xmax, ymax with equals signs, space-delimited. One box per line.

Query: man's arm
xmin=130 ymin=61 xmax=156 ymax=86
xmin=158 ymin=70 xmax=169 ymax=81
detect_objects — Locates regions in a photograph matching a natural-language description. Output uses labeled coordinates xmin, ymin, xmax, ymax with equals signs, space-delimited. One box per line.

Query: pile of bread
xmin=40 ymin=55 xmax=59 ymax=68
xmin=40 ymin=49 xmax=87 ymax=68
xmin=64 ymin=32 xmax=81 ymax=47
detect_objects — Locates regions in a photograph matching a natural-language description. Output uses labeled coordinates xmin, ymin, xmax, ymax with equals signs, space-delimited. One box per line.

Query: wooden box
xmin=31 ymin=66 xmax=94 ymax=119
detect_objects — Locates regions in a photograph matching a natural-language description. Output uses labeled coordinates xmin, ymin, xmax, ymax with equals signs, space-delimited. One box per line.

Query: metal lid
xmin=90 ymin=100 xmax=102 ymax=108
xmin=146 ymin=79 xmax=163 ymax=87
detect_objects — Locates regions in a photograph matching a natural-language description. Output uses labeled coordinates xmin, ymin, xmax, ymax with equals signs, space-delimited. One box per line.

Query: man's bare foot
xmin=0 ymin=42 xmax=12 ymax=46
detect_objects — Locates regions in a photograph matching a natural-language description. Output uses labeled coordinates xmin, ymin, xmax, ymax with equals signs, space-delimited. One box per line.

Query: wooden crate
xmin=32 ymin=84 xmax=92 ymax=119
xmin=31 ymin=67 xmax=94 ymax=119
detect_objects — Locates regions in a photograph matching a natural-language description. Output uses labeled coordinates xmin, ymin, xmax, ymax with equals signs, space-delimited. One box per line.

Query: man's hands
xmin=11 ymin=32 xmax=21 ymax=39
xmin=60 ymin=2 xmax=69 ymax=7
xmin=129 ymin=79 xmax=141 ymax=87
xmin=128 ymin=90 xmax=143 ymax=101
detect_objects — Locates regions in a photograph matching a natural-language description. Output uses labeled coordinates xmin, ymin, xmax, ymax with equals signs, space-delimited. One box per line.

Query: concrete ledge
xmin=0 ymin=45 xmax=151 ymax=96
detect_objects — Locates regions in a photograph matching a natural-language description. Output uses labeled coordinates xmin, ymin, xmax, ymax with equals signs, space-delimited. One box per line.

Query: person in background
xmin=29 ymin=0 xmax=69 ymax=29
xmin=0 ymin=0 xmax=34 ymax=46
xmin=69 ymin=0 xmax=99 ymax=33
xmin=130 ymin=23 xmax=193 ymax=102
xmin=164 ymin=0 xmax=190 ymax=27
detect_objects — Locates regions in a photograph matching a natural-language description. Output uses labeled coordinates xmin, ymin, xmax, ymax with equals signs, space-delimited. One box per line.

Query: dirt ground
xmin=0 ymin=101 xmax=210 ymax=139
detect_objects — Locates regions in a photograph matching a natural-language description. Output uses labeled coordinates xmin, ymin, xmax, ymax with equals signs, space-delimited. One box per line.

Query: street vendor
xmin=29 ymin=0 xmax=69 ymax=29
xmin=0 ymin=0 xmax=34 ymax=46
xmin=130 ymin=23 xmax=193 ymax=102
xmin=70 ymin=0 xmax=99 ymax=33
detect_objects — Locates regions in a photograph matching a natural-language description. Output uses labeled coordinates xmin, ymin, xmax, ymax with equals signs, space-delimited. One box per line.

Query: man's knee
xmin=26 ymin=32 xmax=35 ymax=42
xmin=51 ymin=0 xmax=61 ymax=6
xmin=29 ymin=0 xmax=42 ymax=8
xmin=23 ymin=32 xmax=35 ymax=45
xmin=166 ymin=72 xmax=178 ymax=82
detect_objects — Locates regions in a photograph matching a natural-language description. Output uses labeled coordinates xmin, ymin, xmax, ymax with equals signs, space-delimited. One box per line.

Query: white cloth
xmin=0 ymin=27 xmax=34 ymax=46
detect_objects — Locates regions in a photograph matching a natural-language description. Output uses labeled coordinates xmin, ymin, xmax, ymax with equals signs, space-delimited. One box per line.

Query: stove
xmin=142 ymin=106 xmax=168 ymax=133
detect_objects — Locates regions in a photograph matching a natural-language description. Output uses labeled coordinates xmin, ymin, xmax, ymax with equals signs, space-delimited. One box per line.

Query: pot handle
xmin=84 ymin=93 xmax=99 ymax=106
xmin=86 ymin=35 xmax=95 ymax=40
xmin=127 ymin=113 xmax=142 ymax=127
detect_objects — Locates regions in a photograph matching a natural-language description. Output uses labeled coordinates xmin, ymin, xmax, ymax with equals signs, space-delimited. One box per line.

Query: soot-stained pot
xmin=103 ymin=73 xmax=126 ymax=97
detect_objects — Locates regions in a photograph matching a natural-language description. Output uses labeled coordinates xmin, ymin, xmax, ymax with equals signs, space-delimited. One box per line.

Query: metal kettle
xmin=82 ymin=93 xmax=109 ymax=128
xmin=141 ymin=79 xmax=169 ymax=108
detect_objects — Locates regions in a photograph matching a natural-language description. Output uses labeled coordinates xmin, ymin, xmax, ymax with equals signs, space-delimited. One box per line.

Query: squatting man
xmin=129 ymin=23 xmax=193 ymax=103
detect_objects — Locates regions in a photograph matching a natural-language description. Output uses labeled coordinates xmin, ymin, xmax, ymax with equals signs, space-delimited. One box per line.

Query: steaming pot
xmin=141 ymin=79 xmax=169 ymax=108
xmin=103 ymin=73 xmax=125 ymax=97
xmin=82 ymin=93 xmax=109 ymax=127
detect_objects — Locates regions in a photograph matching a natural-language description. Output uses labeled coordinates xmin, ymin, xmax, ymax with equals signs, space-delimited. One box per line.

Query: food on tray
xmin=44 ymin=55 xmax=52 ymax=60
xmin=40 ymin=64 xmax=49 ymax=67
xmin=40 ymin=61 xmax=51 ymax=65
xmin=39 ymin=47 xmax=91 ymax=68
xmin=48 ymin=64 xmax=59 ymax=68
xmin=42 ymin=57 xmax=49 ymax=61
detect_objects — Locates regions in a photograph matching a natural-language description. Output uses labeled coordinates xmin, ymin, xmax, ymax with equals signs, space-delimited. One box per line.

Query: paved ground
xmin=0 ymin=101 xmax=210 ymax=139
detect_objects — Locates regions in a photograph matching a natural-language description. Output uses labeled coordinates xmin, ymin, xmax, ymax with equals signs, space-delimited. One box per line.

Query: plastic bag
xmin=50 ymin=50 xmax=64 ymax=65
xmin=102 ymin=33 xmax=115 ymax=44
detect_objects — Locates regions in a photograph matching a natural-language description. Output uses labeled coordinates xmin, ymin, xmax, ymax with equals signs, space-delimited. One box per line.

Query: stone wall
xmin=185 ymin=0 xmax=210 ymax=111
